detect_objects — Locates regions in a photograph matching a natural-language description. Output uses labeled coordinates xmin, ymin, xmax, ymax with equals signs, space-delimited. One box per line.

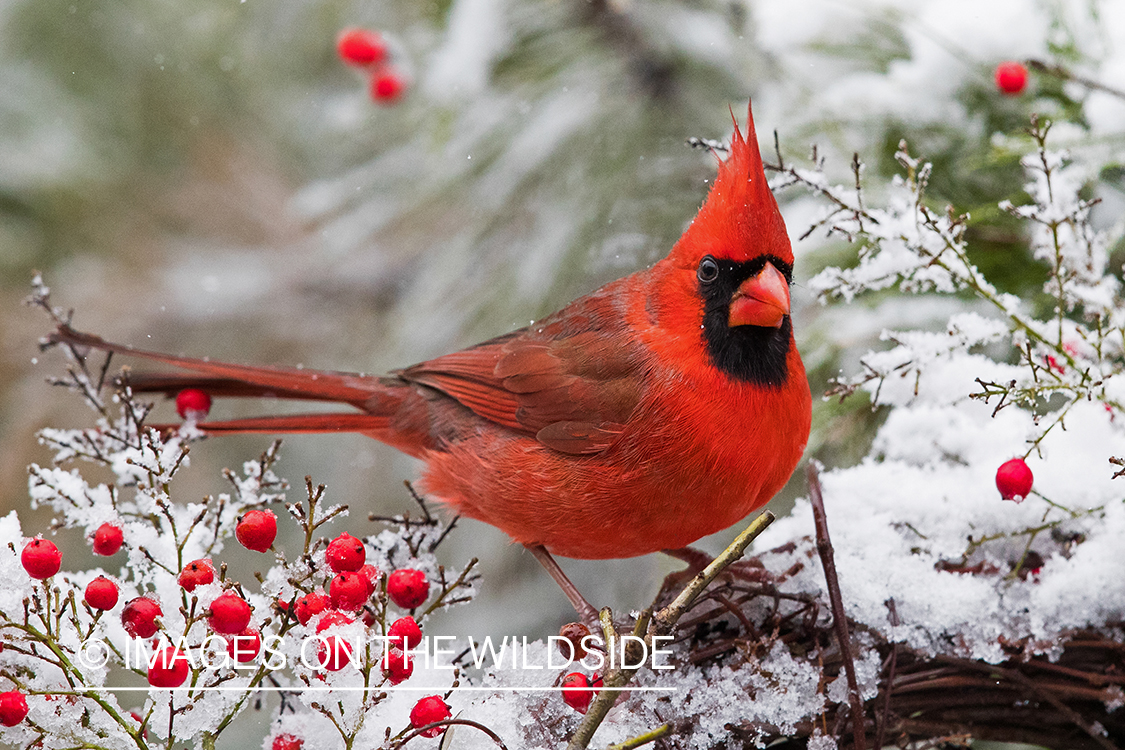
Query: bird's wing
xmin=398 ymin=288 xmax=647 ymax=455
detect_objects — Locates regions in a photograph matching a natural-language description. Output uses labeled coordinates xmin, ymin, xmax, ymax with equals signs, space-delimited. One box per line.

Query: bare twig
xmin=653 ymin=511 xmax=775 ymax=633
xmin=807 ymin=462 xmax=866 ymax=750
xmin=874 ymin=599 xmax=900 ymax=750
xmin=390 ymin=718 xmax=509 ymax=749
xmin=1027 ymin=58 xmax=1125 ymax=101
xmin=602 ymin=723 xmax=670 ymax=749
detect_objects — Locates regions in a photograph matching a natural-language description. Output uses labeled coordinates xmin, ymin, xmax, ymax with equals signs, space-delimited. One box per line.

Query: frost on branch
xmin=754 ymin=116 xmax=1125 ymax=747
xmin=1 ymin=289 xmax=484 ymax=750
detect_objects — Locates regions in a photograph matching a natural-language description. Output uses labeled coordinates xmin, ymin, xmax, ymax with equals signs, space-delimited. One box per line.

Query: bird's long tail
xmin=47 ymin=324 xmax=400 ymax=436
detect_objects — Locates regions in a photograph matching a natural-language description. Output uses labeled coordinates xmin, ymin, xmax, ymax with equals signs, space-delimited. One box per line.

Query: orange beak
xmin=728 ymin=261 xmax=790 ymax=328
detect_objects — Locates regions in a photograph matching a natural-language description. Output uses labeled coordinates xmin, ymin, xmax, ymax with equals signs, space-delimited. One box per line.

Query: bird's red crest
xmin=669 ymin=104 xmax=792 ymax=267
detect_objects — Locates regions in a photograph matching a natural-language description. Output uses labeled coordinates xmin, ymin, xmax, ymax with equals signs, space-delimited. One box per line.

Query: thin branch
xmin=808 ymin=462 xmax=866 ymax=750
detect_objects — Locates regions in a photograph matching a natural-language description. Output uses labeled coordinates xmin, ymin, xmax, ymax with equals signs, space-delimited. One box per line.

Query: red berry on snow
xmin=226 ymin=627 xmax=261 ymax=663
xmin=314 ymin=610 xmax=354 ymax=633
xmin=370 ymin=68 xmax=406 ymax=104
xmin=175 ymin=388 xmax=212 ymax=419
xmin=0 ymin=691 xmax=29 ymax=726
xmin=387 ymin=569 xmax=428 ymax=609
xmin=92 ymin=523 xmax=124 ymax=556
xmin=148 ymin=646 xmax=189 ymax=688
xmin=409 ymin=695 xmax=451 ymax=738
xmin=21 ymin=538 xmax=61 ymax=579
xmin=317 ymin=634 xmax=353 ymax=672
xmin=329 ymin=571 xmax=370 ymax=611
xmin=85 ymin=576 xmax=119 ymax=610
xmin=336 ymin=28 xmax=387 ymax=67
xmin=121 ymin=596 xmax=163 ymax=638
xmin=325 ymin=532 xmax=366 ymax=573
xmin=178 ymin=559 xmax=215 ymax=592
xmin=208 ymin=592 xmax=253 ymax=635
xmin=295 ymin=591 xmax=329 ymax=626
xmin=358 ymin=564 xmax=380 ymax=597
xmin=995 ymin=61 xmax=1028 ymax=96
xmin=272 ymin=734 xmax=303 ymax=750
xmin=236 ymin=509 xmax=277 ymax=552
xmin=382 ymin=647 xmax=413 ymax=684
xmin=387 ymin=616 xmax=423 ymax=650
xmin=561 ymin=672 xmax=599 ymax=713
xmin=996 ymin=457 xmax=1034 ymax=502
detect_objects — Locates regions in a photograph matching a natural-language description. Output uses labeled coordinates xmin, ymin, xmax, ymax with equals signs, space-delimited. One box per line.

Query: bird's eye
xmin=697 ymin=257 xmax=719 ymax=283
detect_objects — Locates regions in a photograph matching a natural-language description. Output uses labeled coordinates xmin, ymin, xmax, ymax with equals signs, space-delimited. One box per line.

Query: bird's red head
xmin=647 ymin=103 xmax=797 ymax=387
xmin=669 ymin=103 xmax=793 ymax=270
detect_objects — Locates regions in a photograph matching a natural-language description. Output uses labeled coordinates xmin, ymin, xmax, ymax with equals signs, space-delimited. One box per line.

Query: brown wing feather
xmin=398 ymin=283 xmax=648 ymax=454
xmin=403 ymin=369 xmax=525 ymax=431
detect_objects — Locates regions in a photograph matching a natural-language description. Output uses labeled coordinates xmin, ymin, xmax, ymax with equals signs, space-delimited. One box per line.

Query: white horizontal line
xmin=67 ymin=685 xmax=677 ymax=693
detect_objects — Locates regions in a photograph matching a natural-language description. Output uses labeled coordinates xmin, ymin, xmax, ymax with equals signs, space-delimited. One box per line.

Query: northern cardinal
xmin=50 ymin=104 xmax=811 ymax=618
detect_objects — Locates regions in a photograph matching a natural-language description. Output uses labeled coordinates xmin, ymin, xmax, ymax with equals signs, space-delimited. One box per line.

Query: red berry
xmin=85 ymin=576 xmax=119 ymax=610
xmin=0 ymin=691 xmax=29 ymax=727
xmin=148 ymin=646 xmax=189 ymax=688
xmin=317 ymin=634 xmax=353 ymax=671
xmin=387 ymin=616 xmax=422 ymax=650
xmin=387 ymin=569 xmax=428 ymax=609
xmin=226 ymin=628 xmax=261 ymax=663
xmin=236 ymin=509 xmax=277 ymax=552
xmin=358 ymin=564 xmax=380 ymax=597
xmin=409 ymin=695 xmax=451 ymax=738
xmin=21 ymin=537 xmax=61 ymax=579
xmin=272 ymin=734 xmax=303 ymax=750
xmin=92 ymin=523 xmax=124 ymax=556
xmin=209 ymin=592 xmax=253 ymax=635
xmin=315 ymin=610 xmax=354 ymax=634
xmin=561 ymin=672 xmax=595 ymax=713
xmin=381 ymin=647 xmax=413 ymax=684
xmin=121 ymin=596 xmax=163 ymax=638
xmin=177 ymin=559 xmax=215 ymax=592
xmin=336 ymin=28 xmax=387 ymax=67
xmin=175 ymin=388 xmax=212 ymax=419
xmin=370 ymin=68 xmax=406 ymax=104
xmin=996 ymin=458 xmax=1034 ymax=502
xmin=295 ymin=591 xmax=329 ymax=626
xmin=995 ymin=61 xmax=1028 ymax=96
xmin=329 ymin=572 xmax=370 ymax=611
xmin=325 ymin=532 xmax=366 ymax=573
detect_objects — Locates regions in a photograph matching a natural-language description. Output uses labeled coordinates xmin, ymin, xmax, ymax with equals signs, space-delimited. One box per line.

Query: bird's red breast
xmin=402 ymin=105 xmax=811 ymax=558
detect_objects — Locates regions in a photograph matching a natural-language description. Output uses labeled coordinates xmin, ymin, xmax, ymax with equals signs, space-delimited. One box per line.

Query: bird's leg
xmin=663 ymin=546 xmax=771 ymax=584
xmin=524 ymin=544 xmax=600 ymax=631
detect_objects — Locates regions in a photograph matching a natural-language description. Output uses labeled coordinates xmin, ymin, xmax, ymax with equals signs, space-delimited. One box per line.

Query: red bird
xmin=52 ymin=104 xmax=811 ymax=618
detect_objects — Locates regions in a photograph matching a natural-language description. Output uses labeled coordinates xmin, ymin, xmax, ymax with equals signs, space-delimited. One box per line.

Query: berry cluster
xmin=336 ymin=27 xmax=407 ymax=105
xmin=5 ymin=348 xmax=479 ymax=746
